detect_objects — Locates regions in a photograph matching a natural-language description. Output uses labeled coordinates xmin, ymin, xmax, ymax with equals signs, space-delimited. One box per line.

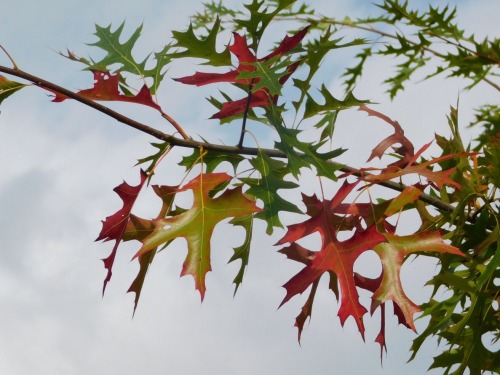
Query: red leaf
xmin=341 ymin=150 xmax=475 ymax=190
xmin=353 ymin=273 xmax=388 ymax=360
xmin=49 ymin=70 xmax=161 ymax=110
xmin=124 ymin=184 xmax=179 ymax=313
xmin=230 ymin=33 xmax=257 ymax=64
xmin=359 ymin=105 xmax=415 ymax=168
xmin=210 ymin=90 xmax=271 ymax=119
xmin=261 ymin=27 xmax=309 ymax=61
xmin=277 ymin=177 xmax=463 ymax=344
xmin=277 ymin=181 xmax=386 ymax=338
xmin=363 ymin=162 xmax=460 ymax=190
xmin=174 ymin=70 xmax=240 ymax=86
xmin=175 ymin=28 xmax=308 ymax=118
xmin=96 ymin=170 xmax=148 ymax=294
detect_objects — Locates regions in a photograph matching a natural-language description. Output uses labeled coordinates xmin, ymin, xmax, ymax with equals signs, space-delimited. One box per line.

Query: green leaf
xmin=342 ymin=47 xmax=372 ymax=91
xmin=148 ymin=44 xmax=174 ymax=94
xmin=242 ymin=150 xmax=301 ymax=234
xmin=170 ymin=17 xmax=231 ymax=66
xmin=236 ymin=0 xmax=298 ymax=46
xmin=383 ymin=53 xmax=428 ymax=99
xmin=179 ymin=148 xmax=245 ymax=173
xmin=237 ymin=56 xmax=293 ymax=96
xmin=270 ymin=115 xmax=346 ymax=181
xmin=313 ymin=111 xmax=338 ymax=142
xmin=74 ymin=22 xmax=173 ymax=93
xmin=136 ymin=141 xmax=170 ymax=174
xmin=294 ymin=26 xmax=366 ymax=110
xmin=88 ymin=22 xmax=148 ymax=74
xmin=0 ymin=75 xmax=26 ymax=105
xmin=228 ymin=214 xmax=255 ymax=294
xmin=304 ymin=85 xmax=371 ymax=118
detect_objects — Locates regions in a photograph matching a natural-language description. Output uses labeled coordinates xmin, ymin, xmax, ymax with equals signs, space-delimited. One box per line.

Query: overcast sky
xmin=0 ymin=1 xmax=498 ymax=374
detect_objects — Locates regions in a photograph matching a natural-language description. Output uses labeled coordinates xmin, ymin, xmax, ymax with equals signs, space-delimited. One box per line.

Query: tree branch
xmin=0 ymin=65 xmax=457 ymax=215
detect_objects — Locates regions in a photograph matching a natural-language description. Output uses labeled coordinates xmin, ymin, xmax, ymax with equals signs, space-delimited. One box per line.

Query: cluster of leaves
xmin=196 ymin=0 xmax=500 ymax=97
xmin=0 ymin=1 xmax=498 ymax=374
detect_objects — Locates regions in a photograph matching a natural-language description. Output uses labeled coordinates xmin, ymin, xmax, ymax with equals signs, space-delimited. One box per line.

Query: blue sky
xmin=0 ymin=1 xmax=498 ymax=374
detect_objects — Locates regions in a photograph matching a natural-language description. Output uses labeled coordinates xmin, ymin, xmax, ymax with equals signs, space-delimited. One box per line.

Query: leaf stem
xmin=160 ymin=110 xmax=189 ymax=140
xmin=0 ymin=45 xmax=19 ymax=70
xmin=238 ymin=78 xmax=256 ymax=148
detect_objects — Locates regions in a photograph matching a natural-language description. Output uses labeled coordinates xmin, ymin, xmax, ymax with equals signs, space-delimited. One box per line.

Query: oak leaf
xmin=62 ymin=22 xmax=173 ymax=94
xmin=0 ymin=75 xmax=26 ymax=105
xmin=124 ymin=184 xmax=180 ymax=313
xmin=170 ymin=17 xmax=231 ymax=66
xmin=175 ymin=28 xmax=308 ymax=118
xmin=241 ymin=150 xmax=301 ymax=234
xmin=50 ymin=70 xmax=160 ymax=110
xmin=133 ymin=173 xmax=262 ymax=299
xmin=277 ymin=179 xmax=464 ymax=344
xmin=359 ymin=105 xmax=415 ymax=168
xmin=373 ymin=232 xmax=464 ymax=330
xmin=96 ymin=170 xmax=148 ymax=293
xmin=277 ymin=181 xmax=386 ymax=338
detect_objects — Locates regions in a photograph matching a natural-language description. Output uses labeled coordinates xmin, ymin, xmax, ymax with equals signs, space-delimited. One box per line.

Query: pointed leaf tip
xmin=0 ymin=75 xmax=26 ymax=105
xmin=99 ymin=170 xmax=148 ymax=294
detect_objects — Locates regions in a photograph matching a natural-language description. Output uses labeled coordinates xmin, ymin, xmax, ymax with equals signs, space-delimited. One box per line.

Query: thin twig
xmin=0 ymin=45 xmax=19 ymax=70
xmin=238 ymin=78 xmax=256 ymax=148
xmin=160 ymin=111 xmax=189 ymax=140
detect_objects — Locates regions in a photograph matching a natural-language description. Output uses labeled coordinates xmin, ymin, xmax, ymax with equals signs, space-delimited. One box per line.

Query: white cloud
xmin=0 ymin=1 xmax=497 ymax=374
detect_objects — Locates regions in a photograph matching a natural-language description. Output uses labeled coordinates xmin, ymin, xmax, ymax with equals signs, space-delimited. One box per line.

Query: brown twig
xmin=238 ymin=78 xmax=256 ymax=148
xmin=160 ymin=111 xmax=189 ymax=140
xmin=0 ymin=45 xmax=19 ymax=70
xmin=0 ymin=64 xmax=458 ymax=215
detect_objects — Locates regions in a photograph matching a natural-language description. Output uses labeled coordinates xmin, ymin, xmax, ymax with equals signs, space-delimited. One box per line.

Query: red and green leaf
xmin=133 ymin=173 xmax=262 ymax=299
xmin=124 ymin=184 xmax=180 ymax=313
xmin=373 ymin=232 xmax=464 ymax=329
xmin=277 ymin=177 xmax=465 ymax=344
xmin=0 ymin=75 xmax=26 ymax=105
xmin=50 ymin=70 xmax=160 ymax=110
xmin=63 ymin=22 xmax=173 ymax=94
xmin=277 ymin=181 xmax=386 ymax=337
xmin=175 ymin=27 xmax=308 ymax=118
xmin=96 ymin=170 xmax=148 ymax=293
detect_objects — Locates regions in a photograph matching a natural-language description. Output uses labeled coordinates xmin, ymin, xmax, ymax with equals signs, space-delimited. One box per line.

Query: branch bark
xmin=0 ymin=65 xmax=457 ymax=215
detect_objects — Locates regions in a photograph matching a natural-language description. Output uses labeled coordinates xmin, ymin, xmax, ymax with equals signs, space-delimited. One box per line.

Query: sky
xmin=0 ymin=1 xmax=499 ymax=374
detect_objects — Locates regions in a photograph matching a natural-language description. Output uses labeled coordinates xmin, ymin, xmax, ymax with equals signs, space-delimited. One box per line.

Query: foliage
xmin=0 ymin=1 xmax=499 ymax=374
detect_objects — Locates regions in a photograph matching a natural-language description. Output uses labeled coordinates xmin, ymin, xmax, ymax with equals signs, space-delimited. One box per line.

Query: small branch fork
xmin=0 ymin=64 xmax=457 ymax=215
